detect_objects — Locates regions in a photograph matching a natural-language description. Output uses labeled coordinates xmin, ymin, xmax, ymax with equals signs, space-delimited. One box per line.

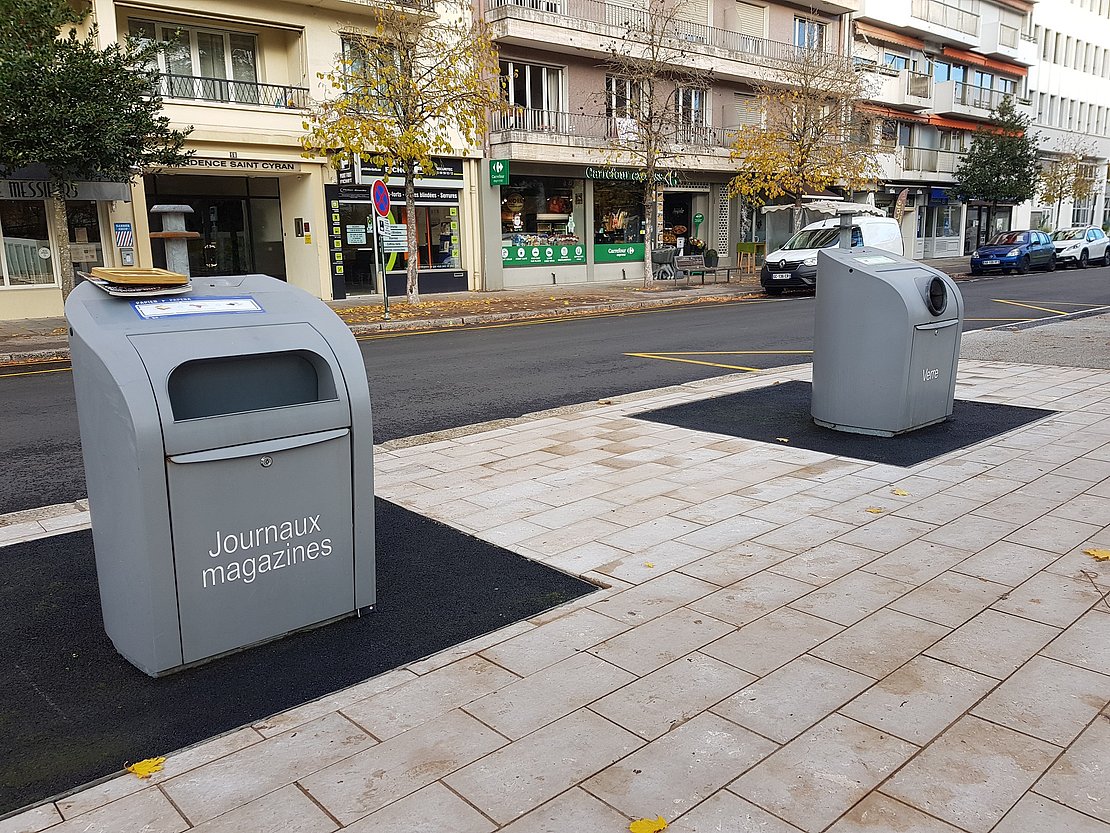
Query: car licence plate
xmin=982 ymin=260 xmax=1000 ymax=265
xmin=772 ymin=272 xmax=791 ymax=280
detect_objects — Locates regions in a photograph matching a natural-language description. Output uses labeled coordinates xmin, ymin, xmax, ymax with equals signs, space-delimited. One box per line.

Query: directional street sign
xmin=371 ymin=179 xmax=391 ymax=217
xmin=489 ymin=159 xmax=510 ymax=186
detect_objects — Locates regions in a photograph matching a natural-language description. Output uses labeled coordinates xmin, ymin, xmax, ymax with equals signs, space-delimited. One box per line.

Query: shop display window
xmin=593 ymin=181 xmax=644 ymax=245
xmin=500 ymin=176 xmax=585 ymax=266
xmin=0 ymin=200 xmax=55 ymax=287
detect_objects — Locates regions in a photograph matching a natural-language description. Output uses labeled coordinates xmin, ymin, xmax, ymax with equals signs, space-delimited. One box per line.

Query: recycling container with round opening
xmin=811 ymin=246 xmax=964 ymax=437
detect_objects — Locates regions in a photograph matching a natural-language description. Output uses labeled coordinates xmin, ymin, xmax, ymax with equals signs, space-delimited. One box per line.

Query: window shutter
xmin=735 ymin=93 xmax=760 ymax=126
xmin=736 ymin=1 xmax=765 ymax=38
xmin=675 ymin=0 xmax=709 ymax=26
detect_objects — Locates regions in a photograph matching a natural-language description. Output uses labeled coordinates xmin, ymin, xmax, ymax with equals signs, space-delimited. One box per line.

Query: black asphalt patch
xmin=0 ymin=498 xmax=596 ymax=815
xmin=632 ymin=380 xmax=1052 ymax=467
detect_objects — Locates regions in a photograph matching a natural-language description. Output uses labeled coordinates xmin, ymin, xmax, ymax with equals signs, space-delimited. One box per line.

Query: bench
xmin=672 ymin=254 xmax=744 ymax=285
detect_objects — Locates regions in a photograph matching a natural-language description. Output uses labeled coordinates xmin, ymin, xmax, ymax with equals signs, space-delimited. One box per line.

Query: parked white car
xmin=1050 ymin=226 xmax=1109 ymax=268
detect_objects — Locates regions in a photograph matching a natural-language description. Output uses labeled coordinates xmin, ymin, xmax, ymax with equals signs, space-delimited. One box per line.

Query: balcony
xmin=910 ymin=0 xmax=979 ymax=37
xmin=859 ymin=65 xmax=933 ymax=111
xmin=485 ymin=0 xmax=846 ymax=83
xmin=488 ymin=108 xmax=737 ymax=170
xmin=904 ymin=146 xmax=962 ymax=176
xmin=933 ymin=80 xmax=1032 ymax=120
xmin=159 ymin=74 xmax=310 ymax=109
xmin=979 ymin=20 xmax=1037 ymax=66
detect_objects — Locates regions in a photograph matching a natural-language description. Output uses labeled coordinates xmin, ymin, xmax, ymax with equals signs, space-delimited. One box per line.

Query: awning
xmin=941 ymin=46 xmax=1027 ymax=77
xmin=855 ymin=22 xmax=925 ymax=51
xmin=858 ymin=104 xmax=930 ymax=123
xmin=761 ymin=200 xmax=885 ymax=216
xmin=928 ymin=114 xmax=988 ymax=131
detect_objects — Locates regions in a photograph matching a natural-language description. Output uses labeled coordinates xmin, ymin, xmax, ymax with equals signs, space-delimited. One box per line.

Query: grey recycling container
xmin=811 ymin=246 xmax=963 ymax=437
xmin=65 ymin=275 xmax=374 ymax=676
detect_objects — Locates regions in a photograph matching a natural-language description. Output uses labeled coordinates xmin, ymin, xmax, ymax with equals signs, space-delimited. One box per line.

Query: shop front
xmin=494 ymin=162 xmax=718 ymax=287
xmin=964 ymin=203 xmax=1013 ymax=255
xmin=0 ymin=170 xmax=127 ymax=320
xmin=327 ymin=157 xmax=469 ymax=299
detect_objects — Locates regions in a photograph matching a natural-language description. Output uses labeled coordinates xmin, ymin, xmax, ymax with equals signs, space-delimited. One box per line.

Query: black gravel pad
xmin=0 ymin=498 xmax=596 ymax=814
xmin=633 ymin=380 xmax=1052 ymax=467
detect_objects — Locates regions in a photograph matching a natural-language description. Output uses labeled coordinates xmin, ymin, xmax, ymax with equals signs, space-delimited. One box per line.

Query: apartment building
xmin=0 ymin=0 xmax=485 ymax=320
xmin=852 ymin=0 xmax=1037 ymax=257
xmin=1026 ymin=0 xmax=1110 ymax=231
xmin=478 ymin=0 xmax=856 ymax=287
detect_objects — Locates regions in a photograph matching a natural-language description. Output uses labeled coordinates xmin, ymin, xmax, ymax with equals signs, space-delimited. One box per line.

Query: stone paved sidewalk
xmin=3 ymin=356 xmax=1109 ymax=833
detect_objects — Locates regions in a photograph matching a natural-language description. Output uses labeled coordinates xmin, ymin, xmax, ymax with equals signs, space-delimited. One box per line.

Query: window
xmin=794 ymin=17 xmax=826 ymax=51
xmin=0 ymin=201 xmax=55 ymax=287
xmin=129 ymin=20 xmax=259 ymax=104
xmin=884 ymin=53 xmax=909 ymax=71
xmin=340 ymin=36 xmax=395 ymax=109
xmin=499 ymin=60 xmax=562 ymax=113
xmin=606 ymin=75 xmax=641 ymax=120
xmin=675 ymin=87 xmax=707 ymax=128
xmin=1073 ymin=192 xmax=1096 ymax=226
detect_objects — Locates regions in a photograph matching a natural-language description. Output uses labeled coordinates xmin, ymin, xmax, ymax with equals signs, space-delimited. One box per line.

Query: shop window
xmin=593 ymin=180 xmax=646 ymax=264
xmin=499 ymin=176 xmax=584 ymax=266
xmin=384 ymin=203 xmax=463 ymax=273
xmin=0 ymin=201 xmax=56 ymax=287
xmin=129 ymin=19 xmax=260 ymax=104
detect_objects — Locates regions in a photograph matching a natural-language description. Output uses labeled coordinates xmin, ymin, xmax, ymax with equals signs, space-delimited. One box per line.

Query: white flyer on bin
xmin=132 ymin=297 xmax=264 ymax=320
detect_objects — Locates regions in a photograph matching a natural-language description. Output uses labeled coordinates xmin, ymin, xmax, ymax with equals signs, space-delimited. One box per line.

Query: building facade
xmin=1025 ymin=0 xmax=1110 ymax=232
xmin=0 ymin=0 xmax=485 ymax=320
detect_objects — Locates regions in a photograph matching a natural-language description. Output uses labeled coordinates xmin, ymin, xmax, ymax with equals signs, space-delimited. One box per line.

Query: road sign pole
xmin=381 ymin=224 xmax=390 ymax=321
xmin=371 ymin=213 xmax=390 ymax=321
xmin=370 ymin=180 xmax=392 ymax=321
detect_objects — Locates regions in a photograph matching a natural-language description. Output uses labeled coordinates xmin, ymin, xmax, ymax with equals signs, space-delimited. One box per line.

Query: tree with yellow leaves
xmin=302 ymin=0 xmax=502 ymax=303
xmin=1039 ymin=136 xmax=1096 ymax=229
xmin=727 ymin=47 xmax=879 ymax=233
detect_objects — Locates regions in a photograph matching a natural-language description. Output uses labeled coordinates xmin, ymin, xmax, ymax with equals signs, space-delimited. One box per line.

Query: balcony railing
xmin=906 ymin=71 xmax=932 ymax=99
xmin=491 ymin=108 xmax=737 ymax=148
xmin=903 ymin=146 xmax=963 ymax=174
xmin=952 ymin=82 xmax=1027 ymax=111
xmin=910 ymin=0 xmax=980 ymax=36
xmin=999 ymin=23 xmax=1019 ymax=48
xmin=158 ymin=74 xmax=310 ymax=109
xmin=487 ymin=0 xmax=843 ymax=65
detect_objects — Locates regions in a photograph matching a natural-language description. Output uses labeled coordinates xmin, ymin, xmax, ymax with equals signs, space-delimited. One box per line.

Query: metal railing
xmin=910 ymin=0 xmax=980 ymax=36
xmin=952 ymin=82 xmax=1020 ymax=110
xmin=158 ymin=74 xmax=310 ymax=109
xmin=906 ymin=71 xmax=933 ymax=99
xmin=486 ymin=0 xmax=843 ymax=65
xmin=490 ymin=108 xmax=737 ymax=148
xmin=902 ymin=146 xmax=963 ymax=174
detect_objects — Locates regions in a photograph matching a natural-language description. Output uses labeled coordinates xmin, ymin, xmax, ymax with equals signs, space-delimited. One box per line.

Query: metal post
xmin=374 ymin=216 xmax=390 ymax=321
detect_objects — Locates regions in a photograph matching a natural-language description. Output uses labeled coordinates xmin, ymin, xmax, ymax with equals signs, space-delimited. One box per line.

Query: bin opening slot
xmin=168 ymin=351 xmax=338 ymax=420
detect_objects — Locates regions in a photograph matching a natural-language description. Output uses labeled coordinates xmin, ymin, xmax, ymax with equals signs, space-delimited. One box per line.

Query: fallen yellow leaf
xmin=125 ymin=757 xmax=166 ymax=778
xmin=865 ymin=507 xmax=885 ymax=514
xmin=891 ymin=488 xmax=910 ymax=497
xmin=630 ymin=817 xmax=668 ymax=833
xmin=1084 ymin=548 xmax=1110 ymax=562
xmin=776 ymin=437 xmax=790 ymax=443
xmin=643 ymin=562 xmax=655 ymax=568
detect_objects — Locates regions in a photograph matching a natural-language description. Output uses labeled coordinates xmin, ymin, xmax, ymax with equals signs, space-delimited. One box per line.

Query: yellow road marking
xmin=0 ymin=367 xmax=71 ymax=379
xmin=964 ymin=317 xmax=1036 ymax=322
xmin=992 ymin=299 xmax=1068 ymax=316
xmin=625 ymin=353 xmax=761 ymax=371
xmin=638 ymin=350 xmax=814 ymax=356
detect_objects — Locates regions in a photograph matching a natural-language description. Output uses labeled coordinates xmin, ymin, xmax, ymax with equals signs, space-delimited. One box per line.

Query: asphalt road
xmin=2 ymin=266 xmax=1107 ymax=515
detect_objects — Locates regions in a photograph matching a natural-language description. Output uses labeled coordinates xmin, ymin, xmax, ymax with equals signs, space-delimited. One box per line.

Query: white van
xmin=761 ymin=216 xmax=904 ymax=294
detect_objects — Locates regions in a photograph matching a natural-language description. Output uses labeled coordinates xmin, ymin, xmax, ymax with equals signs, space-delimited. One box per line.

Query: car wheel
xmin=1047 ymin=254 xmax=1057 ymax=272
xmin=970 ymin=267 xmax=982 ymax=276
xmin=764 ymin=286 xmax=783 ymax=296
xmin=1102 ymin=251 xmax=1110 ymax=267
xmin=1079 ymin=249 xmax=1089 ymax=268
xmin=1016 ymin=256 xmax=1030 ymax=274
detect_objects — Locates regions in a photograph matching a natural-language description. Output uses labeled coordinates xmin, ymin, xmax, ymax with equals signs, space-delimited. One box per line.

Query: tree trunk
xmin=642 ymin=181 xmax=656 ymax=286
xmin=52 ymin=195 xmax=75 ymax=301
xmin=404 ymin=168 xmax=420 ymax=305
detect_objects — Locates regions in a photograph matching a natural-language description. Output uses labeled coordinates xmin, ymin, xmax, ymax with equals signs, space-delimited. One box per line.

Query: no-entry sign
xmin=371 ymin=179 xmax=390 ymax=217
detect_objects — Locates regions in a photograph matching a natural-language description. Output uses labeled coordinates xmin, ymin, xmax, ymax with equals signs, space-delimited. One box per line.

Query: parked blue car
xmin=970 ymin=230 xmax=1057 ymax=275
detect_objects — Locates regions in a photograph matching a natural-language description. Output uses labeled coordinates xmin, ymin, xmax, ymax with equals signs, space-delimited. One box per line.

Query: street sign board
xmin=371 ymin=179 xmax=391 ymax=217
xmin=489 ymin=160 xmax=509 ymax=186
